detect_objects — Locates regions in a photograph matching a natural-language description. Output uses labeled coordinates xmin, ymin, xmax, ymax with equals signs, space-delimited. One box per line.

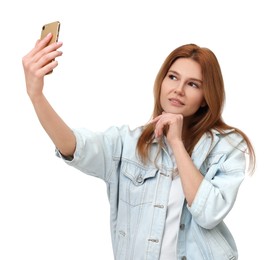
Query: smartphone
xmin=40 ymin=21 xmax=61 ymax=74
xmin=40 ymin=21 xmax=60 ymax=45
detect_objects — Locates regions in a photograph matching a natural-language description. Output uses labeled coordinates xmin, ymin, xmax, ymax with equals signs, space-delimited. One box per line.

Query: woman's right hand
xmin=22 ymin=35 xmax=76 ymax=156
xmin=22 ymin=33 xmax=63 ymax=101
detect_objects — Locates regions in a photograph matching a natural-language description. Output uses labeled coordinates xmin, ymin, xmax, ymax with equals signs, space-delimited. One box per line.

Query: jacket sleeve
xmin=188 ymin=135 xmax=246 ymax=229
xmin=55 ymin=126 xmax=123 ymax=182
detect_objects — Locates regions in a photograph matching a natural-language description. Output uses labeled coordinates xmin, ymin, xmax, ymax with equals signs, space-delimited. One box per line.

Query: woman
xmin=22 ymin=33 xmax=255 ymax=260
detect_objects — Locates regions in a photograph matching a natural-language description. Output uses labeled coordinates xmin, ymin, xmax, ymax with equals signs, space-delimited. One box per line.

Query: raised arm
xmin=22 ymin=33 xmax=76 ymax=157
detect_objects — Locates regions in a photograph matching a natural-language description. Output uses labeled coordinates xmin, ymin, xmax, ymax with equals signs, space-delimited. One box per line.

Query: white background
xmin=0 ymin=0 xmax=274 ymax=259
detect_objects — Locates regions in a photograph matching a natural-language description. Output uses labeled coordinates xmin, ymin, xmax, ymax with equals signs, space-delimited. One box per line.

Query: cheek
xmin=190 ymin=94 xmax=205 ymax=109
xmin=159 ymin=84 xmax=167 ymax=105
xmin=199 ymin=94 xmax=206 ymax=107
xmin=159 ymin=91 xmax=165 ymax=109
xmin=161 ymin=81 xmax=174 ymax=96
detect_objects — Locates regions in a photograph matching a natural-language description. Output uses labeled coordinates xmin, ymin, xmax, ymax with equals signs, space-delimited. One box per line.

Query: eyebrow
xmin=168 ymin=70 xmax=203 ymax=83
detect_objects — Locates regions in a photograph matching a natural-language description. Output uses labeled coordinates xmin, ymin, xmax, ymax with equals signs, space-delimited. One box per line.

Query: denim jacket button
xmin=181 ymin=257 xmax=187 ymax=260
xmin=180 ymin=224 xmax=185 ymax=230
xmin=136 ymin=174 xmax=144 ymax=184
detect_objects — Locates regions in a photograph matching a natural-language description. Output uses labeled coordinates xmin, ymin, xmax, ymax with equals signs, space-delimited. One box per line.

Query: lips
xmin=169 ymin=98 xmax=184 ymax=106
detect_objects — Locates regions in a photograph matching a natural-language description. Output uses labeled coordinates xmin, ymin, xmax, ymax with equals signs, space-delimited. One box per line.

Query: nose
xmin=174 ymin=83 xmax=185 ymax=96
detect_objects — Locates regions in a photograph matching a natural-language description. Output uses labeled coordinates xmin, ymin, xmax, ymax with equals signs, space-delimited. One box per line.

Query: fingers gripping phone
xmin=40 ymin=21 xmax=61 ymax=74
xmin=40 ymin=21 xmax=60 ymax=45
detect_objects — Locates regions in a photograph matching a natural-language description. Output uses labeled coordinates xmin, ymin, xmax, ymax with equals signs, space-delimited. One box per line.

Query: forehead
xmin=170 ymin=58 xmax=202 ymax=80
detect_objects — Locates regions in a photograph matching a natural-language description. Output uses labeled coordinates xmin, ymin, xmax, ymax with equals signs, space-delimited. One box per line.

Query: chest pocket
xmin=120 ymin=161 xmax=158 ymax=207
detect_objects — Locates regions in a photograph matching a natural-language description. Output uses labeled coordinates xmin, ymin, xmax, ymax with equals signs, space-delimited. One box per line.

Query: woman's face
xmin=160 ymin=58 xmax=206 ymax=117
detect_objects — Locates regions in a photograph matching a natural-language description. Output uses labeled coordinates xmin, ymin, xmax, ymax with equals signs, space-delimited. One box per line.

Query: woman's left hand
xmin=151 ymin=112 xmax=184 ymax=147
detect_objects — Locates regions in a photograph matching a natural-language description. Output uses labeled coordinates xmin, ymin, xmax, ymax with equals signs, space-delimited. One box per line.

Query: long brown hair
xmin=137 ymin=43 xmax=255 ymax=174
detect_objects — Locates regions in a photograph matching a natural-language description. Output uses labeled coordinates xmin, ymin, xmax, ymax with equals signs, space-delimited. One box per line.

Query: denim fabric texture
xmin=56 ymin=125 xmax=245 ymax=260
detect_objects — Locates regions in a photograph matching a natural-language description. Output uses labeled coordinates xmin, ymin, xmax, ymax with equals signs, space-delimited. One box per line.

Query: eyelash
xmin=168 ymin=74 xmax=177 ymax=80
xmin=189 ymin=82 xmax=199 ymax=88
xmin=168 ymin=74 xmax=200 ymax=88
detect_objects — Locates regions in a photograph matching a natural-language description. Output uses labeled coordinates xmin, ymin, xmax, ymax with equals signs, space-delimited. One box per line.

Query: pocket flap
xmin=121 ymin=161 xmax=158 ymax=186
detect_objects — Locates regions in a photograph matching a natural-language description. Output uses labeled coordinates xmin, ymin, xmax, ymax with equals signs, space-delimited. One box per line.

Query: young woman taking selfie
xmin=22 ymin=33 xmax=255 ymax=260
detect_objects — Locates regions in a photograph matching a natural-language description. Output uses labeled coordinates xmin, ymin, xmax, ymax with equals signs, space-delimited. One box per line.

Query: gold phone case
xmin=40 ymin=21 xmax=61 ymax=74
xmin=40 ymin=21 xmax=60 ymax=45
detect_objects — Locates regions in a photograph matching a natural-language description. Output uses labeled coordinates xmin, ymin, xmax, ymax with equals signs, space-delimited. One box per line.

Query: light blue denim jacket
xmin=56 ymin=125 xmax=246 ymax=260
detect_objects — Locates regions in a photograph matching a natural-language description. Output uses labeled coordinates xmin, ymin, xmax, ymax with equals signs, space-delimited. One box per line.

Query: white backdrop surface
xmin=0 ymin=0 xmax=273 ymax=259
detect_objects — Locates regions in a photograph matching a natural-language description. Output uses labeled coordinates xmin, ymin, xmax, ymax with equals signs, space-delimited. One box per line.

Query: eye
xmin=168 ymin=74 xmax=177 ymax=81
xmin=188 ymin=81 xmax=199 ymax=88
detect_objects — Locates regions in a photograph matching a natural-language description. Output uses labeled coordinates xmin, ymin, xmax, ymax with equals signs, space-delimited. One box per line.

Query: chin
xmin=163 ymin=108 xmax=185 ymax=115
